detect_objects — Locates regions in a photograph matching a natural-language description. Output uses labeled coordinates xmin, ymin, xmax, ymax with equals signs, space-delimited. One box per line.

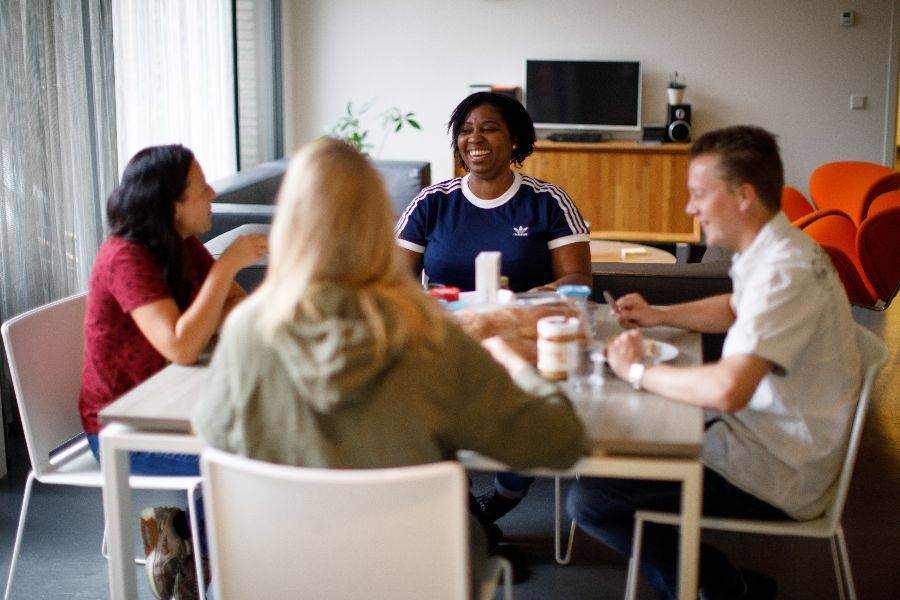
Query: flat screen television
xmin=525 ymin=59 xmax=641 ymax=131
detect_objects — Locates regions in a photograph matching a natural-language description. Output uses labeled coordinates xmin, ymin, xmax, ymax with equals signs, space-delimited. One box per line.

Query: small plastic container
xmin=537 ymin=316 xmax=580 ymax=381
xmin=557 ymin=284 xmax=595 ymax=389
xmin=556 ymin=284 xmax=594 ymax=339
xmin=428 ymin=286 xmax=460 ymax=302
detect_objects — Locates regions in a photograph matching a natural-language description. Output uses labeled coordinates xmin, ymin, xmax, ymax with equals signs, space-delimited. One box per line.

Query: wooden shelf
xmin=456 ymin=141 xmax=699 ymax=243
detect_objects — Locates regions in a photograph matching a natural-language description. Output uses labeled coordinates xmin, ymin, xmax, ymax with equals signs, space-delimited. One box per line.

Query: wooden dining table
xmin=98 ymin=310 xmax=704 ymax=600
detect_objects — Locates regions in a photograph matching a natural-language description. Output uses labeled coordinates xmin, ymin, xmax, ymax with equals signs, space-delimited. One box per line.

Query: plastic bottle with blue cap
xmin=557 ymin=284 xmax=601 ymax=391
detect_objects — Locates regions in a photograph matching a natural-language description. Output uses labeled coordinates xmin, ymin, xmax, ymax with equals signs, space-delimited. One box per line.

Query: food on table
xmin=453 ymin=302 xmax=579 ymax=364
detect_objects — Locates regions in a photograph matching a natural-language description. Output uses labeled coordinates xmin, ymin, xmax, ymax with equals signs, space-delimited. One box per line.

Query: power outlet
xmin=840 ymin=10 xmax=855 ymax=26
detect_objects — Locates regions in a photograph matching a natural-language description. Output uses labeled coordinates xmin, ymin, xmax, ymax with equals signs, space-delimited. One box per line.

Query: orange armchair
xmin=781 ymin=186 xmax=813 ymax=222
xmin=808 ymin=161 xmax=900 ymax=225
xmin=865 ymin=190 xmax=900 ymax=219
xmin=801 ymin=212 xmax=878 ymax=306
xmin=857 ymin=205 xmax=900 ymax=305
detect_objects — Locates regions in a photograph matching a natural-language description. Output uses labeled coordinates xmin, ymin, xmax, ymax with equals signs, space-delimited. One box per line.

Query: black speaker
xmin=667 ymin=104 xmax=692 ymax=143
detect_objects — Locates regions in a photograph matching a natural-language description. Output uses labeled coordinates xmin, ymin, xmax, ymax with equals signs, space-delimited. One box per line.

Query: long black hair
xmin=448 ymin=92 xmax=536 ymax=171
xmin=106 ymin=144 xmax=195 ymax=309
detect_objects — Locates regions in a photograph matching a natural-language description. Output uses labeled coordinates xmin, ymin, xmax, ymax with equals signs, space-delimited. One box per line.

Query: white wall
xmin=282 ymin=0 xmax=898 ymax=194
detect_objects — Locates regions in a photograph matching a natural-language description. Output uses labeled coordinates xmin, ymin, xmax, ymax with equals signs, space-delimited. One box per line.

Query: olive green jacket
xmin=193 ymin=284 xmax=587 ymax=471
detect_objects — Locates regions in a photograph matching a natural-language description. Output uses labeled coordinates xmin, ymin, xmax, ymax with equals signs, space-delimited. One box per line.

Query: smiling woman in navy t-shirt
xmin=394 ymin=92 xmax=592 ymax=536
xmin=394 ymin=92 xmax=591 ymax=293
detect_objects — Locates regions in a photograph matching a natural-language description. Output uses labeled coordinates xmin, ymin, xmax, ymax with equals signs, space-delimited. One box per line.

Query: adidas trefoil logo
xmin=513 ymin=225 xmax=529 ymax=237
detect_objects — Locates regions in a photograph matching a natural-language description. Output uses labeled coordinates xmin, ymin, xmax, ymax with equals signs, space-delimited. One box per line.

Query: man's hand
xmin=606 ymin=330 xmax=647 ymax=380
xmin=614 ymin=293 xmax=666 ymax=329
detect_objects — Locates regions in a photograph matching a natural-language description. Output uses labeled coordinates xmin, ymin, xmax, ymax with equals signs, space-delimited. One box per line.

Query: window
xmin=112 ymin=0 xmax=282 ymax=180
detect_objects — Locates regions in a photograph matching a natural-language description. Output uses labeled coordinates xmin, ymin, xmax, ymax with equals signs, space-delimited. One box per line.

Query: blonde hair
xmin=255 ymin=137 xmax=445 ymax=354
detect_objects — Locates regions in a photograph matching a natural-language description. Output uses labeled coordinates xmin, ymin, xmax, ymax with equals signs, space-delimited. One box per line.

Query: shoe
xmin=485 ymin=523 xmax=503 ymax=554
xmin=476 ymin=491 xmax=524 ymax=523
xmin=140 ymin=507 xmax=188 ymax=599
xmin=173 ymin=547 xmax=210 ymax=600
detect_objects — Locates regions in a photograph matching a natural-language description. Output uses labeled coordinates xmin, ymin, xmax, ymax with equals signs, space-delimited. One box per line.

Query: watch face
xmin=628 ymin=361 xmax=646 ymax=389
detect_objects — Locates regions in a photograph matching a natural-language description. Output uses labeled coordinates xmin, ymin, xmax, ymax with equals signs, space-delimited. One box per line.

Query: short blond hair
xmin=256 ymin=137 xmax=444 ymax=353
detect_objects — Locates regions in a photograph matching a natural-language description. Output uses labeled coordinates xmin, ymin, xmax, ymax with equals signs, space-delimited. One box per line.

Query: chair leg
xmin=833 ymin=527 xmax=858 ymax=600
xmin=479 ymin=556 xmax=511 ymax=600
xmin=101 ymin=520 xmax=145 ymax=565
xmin=4 ymin=470 xmax=35 ymax=600
xmin=829 ymin=535 xmax=847 ymax=600
xmin=500 ymin=557 xmax=512 ymax=600
xmin=186 ymin=482 xmax=206 ymax=599
xmin=624 ymin=515 xmax=644 ymax=600
xmin=554 ymin=476 xmax=577 ymax=565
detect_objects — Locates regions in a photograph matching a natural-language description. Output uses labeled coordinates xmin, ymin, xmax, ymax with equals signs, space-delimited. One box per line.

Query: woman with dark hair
xmin=395 ymin=92 xmax=592 ymax=536
xmin=395 ymin=91 xmax=592 ymax=293
xmin=79 ymin=144 xmax=267 ymax=599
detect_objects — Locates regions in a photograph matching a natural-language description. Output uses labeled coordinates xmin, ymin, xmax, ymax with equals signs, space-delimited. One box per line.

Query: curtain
xmin=112 ymin=0 xmax=236 ymax=181
xmin=0 ymin=0 xmax=117 ymax=429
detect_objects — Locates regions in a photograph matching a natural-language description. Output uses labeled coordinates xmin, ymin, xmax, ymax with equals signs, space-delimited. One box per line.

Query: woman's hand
xmin=614 ymin=293 xmax=666 ymax=329
xmin=605 ymin=329 xmax=647 ymax=381
xmin=481 ymin=336 xmax=530 ymax=376
xmin=219 ymin=234 xmax=268 ymax=273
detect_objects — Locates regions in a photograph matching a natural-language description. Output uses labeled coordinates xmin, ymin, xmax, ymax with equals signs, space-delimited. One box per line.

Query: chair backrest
xmin=781 ymin=185 xmax=813 ymax=222
xmin=821 ymin=324 xmax=889 ymax=531
xmin=200 ymin=449 xmax=471 ymax=600
xmin=801 ymin=213 xmax=877 ymax=305
xmin=865 ymin=190 xmax=900 ymax=219
xmin=808 ymin=161 xmax=900 ymax=225
xmin=1 ymin=293 xmax=87 ymax=476
xmin=857 ymin=205 xmax=900 ymax=304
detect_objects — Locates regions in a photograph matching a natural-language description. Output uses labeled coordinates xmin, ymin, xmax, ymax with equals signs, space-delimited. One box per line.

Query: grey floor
xmin=1 ymin=302 xmax=898 ymax=599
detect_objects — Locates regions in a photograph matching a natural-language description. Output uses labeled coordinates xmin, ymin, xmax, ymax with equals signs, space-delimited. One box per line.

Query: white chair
xmin=200 ymin=449 xmax=512 ymax=600
xmin=1 ymin=293 xmax=205 ymax=600
xmin=624 ymin=324 xmax=888 ymax=600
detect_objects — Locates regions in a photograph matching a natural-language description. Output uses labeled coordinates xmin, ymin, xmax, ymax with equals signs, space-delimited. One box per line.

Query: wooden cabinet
xmin=457 ymin=141 xmax=699 ymax=242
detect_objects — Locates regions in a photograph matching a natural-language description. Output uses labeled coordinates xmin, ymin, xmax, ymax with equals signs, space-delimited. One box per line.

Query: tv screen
xmin=526 ymin=60 xmax=641 ymax=131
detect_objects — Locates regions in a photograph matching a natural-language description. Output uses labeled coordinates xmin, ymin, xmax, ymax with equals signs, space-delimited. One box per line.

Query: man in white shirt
xmin=567 ymin=126 xmax=860 ymax=600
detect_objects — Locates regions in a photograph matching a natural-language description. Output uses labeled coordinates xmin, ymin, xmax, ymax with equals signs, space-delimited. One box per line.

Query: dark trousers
xmin=566 ymin=467 xmax=791 ymax=600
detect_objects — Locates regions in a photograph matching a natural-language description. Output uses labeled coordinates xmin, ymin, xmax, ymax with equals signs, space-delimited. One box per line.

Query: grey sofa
xmin=202 ymin=156 xmax=431 ymax=243
xmin=202 ymin=156 xmax=430 ymax=291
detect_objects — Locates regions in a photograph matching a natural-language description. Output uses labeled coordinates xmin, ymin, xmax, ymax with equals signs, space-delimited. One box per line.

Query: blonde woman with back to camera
xmin=192 ymin=137 xmax=588 ymax=591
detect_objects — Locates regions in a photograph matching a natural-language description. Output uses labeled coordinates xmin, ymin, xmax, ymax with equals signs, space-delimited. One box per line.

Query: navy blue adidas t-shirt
xmin=394 ymin=173 xmax=590 ymax=292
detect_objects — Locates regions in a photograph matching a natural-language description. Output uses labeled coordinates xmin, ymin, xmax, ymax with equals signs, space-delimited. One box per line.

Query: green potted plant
xmin=667 ymin=71 xmax=686 ymax=105
xmin=328 ymin=101 xmax=420 ymax=156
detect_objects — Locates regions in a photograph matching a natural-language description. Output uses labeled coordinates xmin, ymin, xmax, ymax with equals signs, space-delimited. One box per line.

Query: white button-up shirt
xmin=702 ymin=212 xmax=861 ymax=519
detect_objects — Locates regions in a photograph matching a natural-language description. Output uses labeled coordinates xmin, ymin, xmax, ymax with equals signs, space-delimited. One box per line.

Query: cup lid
xmin=537 ymin=316 xmax=580 ymax=337
xmin=556 ymin=284 xmax=591 ymax=299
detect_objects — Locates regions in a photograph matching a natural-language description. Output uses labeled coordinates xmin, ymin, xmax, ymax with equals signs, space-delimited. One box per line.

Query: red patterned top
xmin=79 ymin=236 xmax=214 ymax=433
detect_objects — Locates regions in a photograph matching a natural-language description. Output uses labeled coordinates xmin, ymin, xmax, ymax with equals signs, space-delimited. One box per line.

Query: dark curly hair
xmin=106 ymin=144 xmax=195 ymax=309
xmin=448 ymin=92 xmax=536 ymax=171
xmin=690 ymin=125 xmax=784 ymax=213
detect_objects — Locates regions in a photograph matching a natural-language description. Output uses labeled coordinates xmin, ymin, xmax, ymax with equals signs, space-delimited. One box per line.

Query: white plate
xmin=644 ymin=339 xmax=678 ymax=363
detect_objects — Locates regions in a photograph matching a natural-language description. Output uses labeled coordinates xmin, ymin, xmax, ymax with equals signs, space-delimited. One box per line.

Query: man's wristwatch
xmin=628 ymin=361 xmax=646 ymax=390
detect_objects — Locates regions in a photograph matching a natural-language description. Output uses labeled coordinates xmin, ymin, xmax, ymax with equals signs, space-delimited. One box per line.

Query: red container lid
xmin=428 ymin=286 xmax=461 ymax=301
